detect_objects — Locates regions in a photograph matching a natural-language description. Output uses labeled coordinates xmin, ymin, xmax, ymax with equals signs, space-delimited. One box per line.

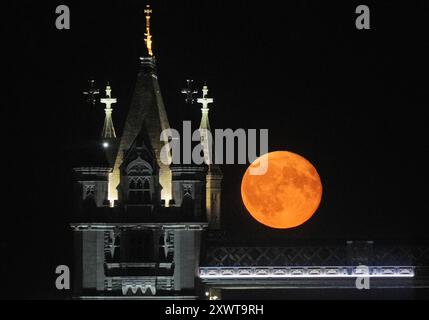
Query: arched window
xmin=126 ymin=157 xmax=153 ymax=204
xmin=129 ymin=177 xmax=149 ymax=204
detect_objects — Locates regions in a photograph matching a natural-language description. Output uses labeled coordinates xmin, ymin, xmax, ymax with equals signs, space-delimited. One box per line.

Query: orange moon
xmin=241 ymin=151 xmax=322 ymax=229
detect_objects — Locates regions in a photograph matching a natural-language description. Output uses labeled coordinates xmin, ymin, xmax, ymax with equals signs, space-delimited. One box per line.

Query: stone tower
xmin=71 ymin=5 xmax=208 ymax=299
xmin=108 ymin=7 xmax=172 ymax=206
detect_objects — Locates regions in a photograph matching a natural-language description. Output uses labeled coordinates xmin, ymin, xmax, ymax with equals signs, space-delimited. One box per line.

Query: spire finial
xmin=144 ymin=4 xmax=153 ymax=56
xmin=101 ymin=83 xmax=117 ymax=139
xmin=105 ymin=83 xmax=112 ymax=98
xmin=198 ymin=85 xmax=213 ymax=110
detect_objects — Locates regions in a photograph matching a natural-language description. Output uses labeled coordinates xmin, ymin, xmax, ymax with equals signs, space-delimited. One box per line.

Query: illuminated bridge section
xmin=199 ymin=266 xmax=414 ymax=279
xmin=199 ymin=266 xmax=415 ymax=280
xmin=199 ymin=242 xmax=429 ymax=293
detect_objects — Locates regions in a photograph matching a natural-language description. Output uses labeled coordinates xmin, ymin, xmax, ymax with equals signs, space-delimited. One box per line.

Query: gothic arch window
xmin=126 ymin=157 xmax=153 ymax=204
xmin=128 ymin=177 xmax=152 ymax=204
xmin=126 ymin=157 xmax=153 ymax=176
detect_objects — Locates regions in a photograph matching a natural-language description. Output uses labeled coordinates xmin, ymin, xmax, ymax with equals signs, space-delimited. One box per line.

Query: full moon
xmin=241 ymin=151 xmax=322 ymax=229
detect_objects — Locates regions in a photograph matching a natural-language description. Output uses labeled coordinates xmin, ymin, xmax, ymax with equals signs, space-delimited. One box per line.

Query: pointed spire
xmin=110 ymin=17 xmax=172 ymax=204
xmin=197 ymin=84 xmax=214 ymax=164
xmin=144 ymin=4 xmax=153 ymax=56
xmin=100 ymin=83 xmax=117 ymax=139
xmin=197 ymin=85 xmax=214 ymax=131
xmin=197 ymin=84 xmax=223 ymax=229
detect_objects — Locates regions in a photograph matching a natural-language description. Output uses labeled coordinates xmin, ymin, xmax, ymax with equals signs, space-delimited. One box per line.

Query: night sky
xmin=3 ymin=0 xmax=429 ymax=298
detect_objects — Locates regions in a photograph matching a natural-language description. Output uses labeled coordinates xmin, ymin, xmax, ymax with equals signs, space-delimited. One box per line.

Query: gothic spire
xmin=198 ymin=85 xmax=214 ymax=131
xmin=109 ymin=4 xmax=172 ymax=205
xmin=197 ymin=85 xmax=214 ymax=164
xmin=100 ymin=83 xmax=117 ymax=139
xmin=197 ymin=84 xmax=223 ymax=229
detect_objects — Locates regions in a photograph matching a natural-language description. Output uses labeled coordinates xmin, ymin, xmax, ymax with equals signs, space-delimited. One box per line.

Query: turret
xmin=197 ymin=85 xmax=223 ymax=229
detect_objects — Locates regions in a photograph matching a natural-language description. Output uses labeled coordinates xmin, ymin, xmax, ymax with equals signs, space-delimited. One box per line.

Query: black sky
xmin=3 ymin=0 xmax=429 ymax=298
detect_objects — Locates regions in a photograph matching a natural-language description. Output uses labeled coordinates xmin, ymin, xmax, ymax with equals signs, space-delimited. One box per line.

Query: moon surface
xmin=241 ymin=151 xmax=322 ymax=229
